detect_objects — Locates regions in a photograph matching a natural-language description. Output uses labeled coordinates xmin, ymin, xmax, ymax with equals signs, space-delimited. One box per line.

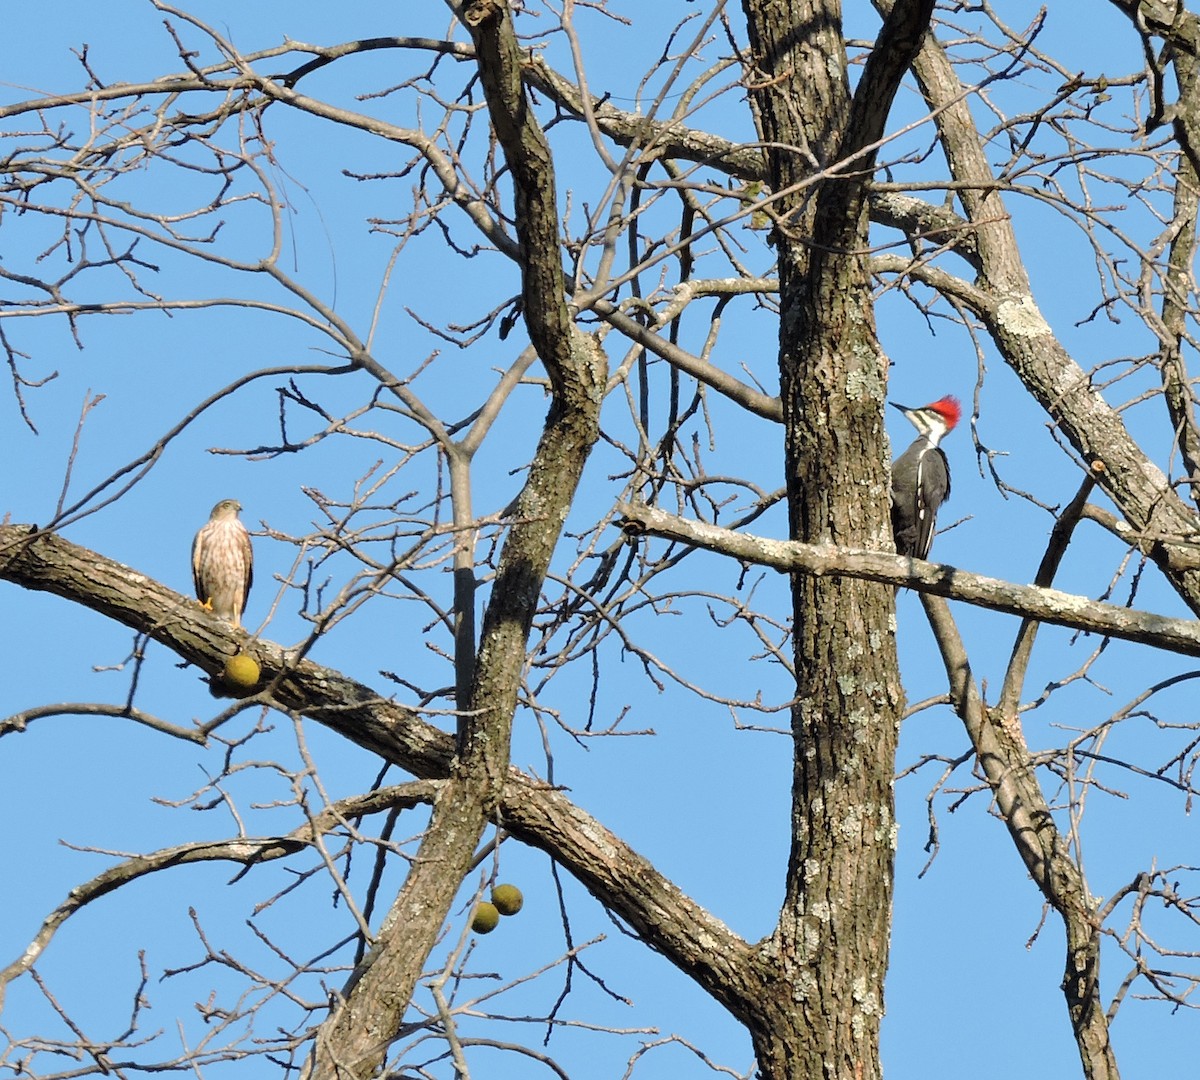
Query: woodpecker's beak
xmin=889 ymin=401 xmax=912 ymax=415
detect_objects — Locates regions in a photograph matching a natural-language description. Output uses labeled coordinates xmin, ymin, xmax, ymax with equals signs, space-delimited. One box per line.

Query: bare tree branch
xmin=619 ymin=501 xmax=1200 ymax=657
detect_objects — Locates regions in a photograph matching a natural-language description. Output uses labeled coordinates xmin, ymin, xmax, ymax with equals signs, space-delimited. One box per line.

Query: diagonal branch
xmin=591 ymin=295 xmax=783 ymax=421
xmin=0 ymin=522 xmax=755 ymax=1042
xmin=920 ymin=594 xmax=1118 ymax=1080
xmin=843 ymin=0 xmax=937 ymax=170
xmin=998 ymin=475 xmax=1097 ymax=717
xmin=1105 ymin=1 xmax=1200 ymax=502
xmin=301 ymin=0 xmax=601 ymax=1072
xmin=894 ymin=1 xmax=1200 ymax=619
xmin=0 ymin=783 xmax=441 ymax=1009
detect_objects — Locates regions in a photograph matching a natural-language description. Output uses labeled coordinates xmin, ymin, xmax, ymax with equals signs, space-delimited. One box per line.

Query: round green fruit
xmin=491 ymin=883 xmax=524 ymax=916
xmin=222 ymin=653 xmax=261 ymax=690
xmin=471 ymin=902 xmax=500 ymax=934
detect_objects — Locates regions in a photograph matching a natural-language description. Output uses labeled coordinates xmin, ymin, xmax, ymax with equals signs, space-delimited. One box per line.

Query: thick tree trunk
xmin=739 ymin=2 xmax=933 ymax=1077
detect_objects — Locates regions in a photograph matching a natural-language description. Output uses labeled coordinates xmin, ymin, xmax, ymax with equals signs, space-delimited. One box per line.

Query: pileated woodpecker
xmin=890 ymin=395 xmax=961 ymax=559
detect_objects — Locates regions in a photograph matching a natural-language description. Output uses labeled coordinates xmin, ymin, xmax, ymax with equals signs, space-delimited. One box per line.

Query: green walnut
xmin=491 ymin=883 xmax=524 ymax=916
xmin=222 ymin=653 xmax=260 ymax=690
xmin=471 ymin=902 xmax=500 ymax=934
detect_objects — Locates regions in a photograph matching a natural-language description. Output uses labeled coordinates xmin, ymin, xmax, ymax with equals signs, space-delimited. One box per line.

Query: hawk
xmin=192 ymin=499 xmax=253 ymax=627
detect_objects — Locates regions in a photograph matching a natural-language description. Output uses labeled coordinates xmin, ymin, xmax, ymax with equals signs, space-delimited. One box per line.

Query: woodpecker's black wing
xmin=890 ymin=444 xmax=950 ymax=559
xmin=912 ymin=444 xmax=949 ymax=558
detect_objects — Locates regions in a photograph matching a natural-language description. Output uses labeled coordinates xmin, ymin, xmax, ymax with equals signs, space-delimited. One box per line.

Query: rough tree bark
xmin=9 ymin=5 xmax=1200 ymax=1079
xmin=737 ymin=1 xmax=935 ymax=1077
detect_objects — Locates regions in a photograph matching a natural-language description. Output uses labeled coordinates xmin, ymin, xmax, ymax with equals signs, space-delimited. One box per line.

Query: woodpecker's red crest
xmin=926 ymin=395 xmax=961 ymax=429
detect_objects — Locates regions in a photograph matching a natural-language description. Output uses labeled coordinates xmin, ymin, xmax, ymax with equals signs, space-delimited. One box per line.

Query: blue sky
xmin=3 ymin=2 xmax=1199 ymax=1077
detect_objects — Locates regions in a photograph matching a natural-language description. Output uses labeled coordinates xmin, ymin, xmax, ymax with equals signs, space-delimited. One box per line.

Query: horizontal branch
xmin=620 ymin=503 xmax=1200 ymax=657
xmin=1 ymin=702 xmax=205 ymax=743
